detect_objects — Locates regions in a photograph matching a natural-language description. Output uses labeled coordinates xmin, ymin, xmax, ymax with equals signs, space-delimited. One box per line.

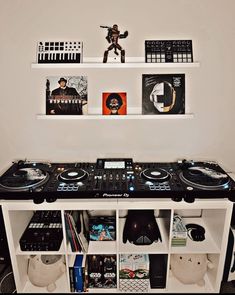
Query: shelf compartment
xmin=167 ymin=252 xmax=220 ymax=293
xmin=170 ymin=217 xmax=220 ymax=254
xmin=15 ymin=255 xmax=69 ymax=293
xmin=64 ymin=209 xmax=117 ymax=254
xmin=119 ymin=217 xmax=169 ymax=254
xmin=170 ymin=208 xmax=227 ymax=253
xmin=22 ymin=274 xmax=69 ymax=294
xmin=167 ymin=271 xmax=215 ymax=293
xmin=8 ymin=210 xmax=65 ymax=254
xmin=8 ymin=210 xmax=34 ymax=251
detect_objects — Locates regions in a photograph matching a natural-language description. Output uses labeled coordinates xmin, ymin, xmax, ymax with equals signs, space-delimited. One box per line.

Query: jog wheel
xmin=141 ymin=168 xmax=170 ymax=182
xmin=58 ymin=168 xmax=88 ymax=183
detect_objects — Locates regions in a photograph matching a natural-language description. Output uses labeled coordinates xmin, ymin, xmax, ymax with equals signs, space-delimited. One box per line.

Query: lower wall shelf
xmin=36 ymin=114 xmax=194 ymax=120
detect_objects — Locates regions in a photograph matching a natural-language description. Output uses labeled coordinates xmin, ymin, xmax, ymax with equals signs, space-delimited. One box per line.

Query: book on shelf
xmin=68 ymin=255 xmax=76 ymax=292
xmin=87 ymin=254 xmax=117 ymax=288
xmin=74 ymin=254 xmax=84 ymax=292
xmin=77 ymin=211 xmax=89 ymax=253
xmin=64 ymin=212 xmax=81 ymax=252
xmin=65 ymin=211 xmax=89 ymax=253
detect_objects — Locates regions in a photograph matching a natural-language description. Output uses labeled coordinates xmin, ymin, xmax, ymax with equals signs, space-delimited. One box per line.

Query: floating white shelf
xmin=31 ymin=57 xmax=200 ymax=69
xmin=36 ymin=114 xmax=194 ymax=120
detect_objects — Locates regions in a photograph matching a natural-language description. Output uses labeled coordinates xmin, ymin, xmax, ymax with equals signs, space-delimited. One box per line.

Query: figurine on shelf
xmin=100 ymin=24 xmax=128 ymax=63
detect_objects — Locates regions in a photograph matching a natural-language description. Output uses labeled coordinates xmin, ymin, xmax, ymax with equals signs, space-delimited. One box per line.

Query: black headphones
xmin=185 ymin=223 xmax=205 ymax=242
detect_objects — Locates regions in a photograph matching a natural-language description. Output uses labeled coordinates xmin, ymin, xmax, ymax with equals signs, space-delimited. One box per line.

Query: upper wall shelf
xmin=31 ymin=57 xmax=200 ymax=69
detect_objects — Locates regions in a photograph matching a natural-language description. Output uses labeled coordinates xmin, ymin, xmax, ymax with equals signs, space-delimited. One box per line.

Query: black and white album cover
xmin=46 ymin=76 xmax=88 ymax=115
xmin=142 ymin=74 xmax=185 ymax=115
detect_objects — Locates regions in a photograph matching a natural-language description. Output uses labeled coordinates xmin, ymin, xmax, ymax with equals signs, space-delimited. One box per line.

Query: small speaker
xmin=149 ymin=254 xmax=167 ymax=288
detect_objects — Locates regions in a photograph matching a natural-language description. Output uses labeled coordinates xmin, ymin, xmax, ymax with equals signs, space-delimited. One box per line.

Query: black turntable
xmin=0 ymin=161 xmax=56 ymax=203
xmin=176 ymin=160 xmax=235 ymax=202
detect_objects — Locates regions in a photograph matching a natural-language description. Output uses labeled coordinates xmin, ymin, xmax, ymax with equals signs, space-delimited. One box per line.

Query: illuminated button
xmin=187 ymin=186 xmax=194 ymax=190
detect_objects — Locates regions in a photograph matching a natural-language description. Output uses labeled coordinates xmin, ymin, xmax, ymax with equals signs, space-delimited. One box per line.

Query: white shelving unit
xmin=0 ymin=198 xmax=232 ymax=294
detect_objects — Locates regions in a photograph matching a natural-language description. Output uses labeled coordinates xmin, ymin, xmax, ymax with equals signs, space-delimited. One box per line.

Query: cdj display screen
xmin=104 ymin=161 xmax=125 ymax=169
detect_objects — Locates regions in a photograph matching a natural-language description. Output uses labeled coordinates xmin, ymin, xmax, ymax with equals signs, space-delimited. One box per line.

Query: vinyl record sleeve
xmin=102 ymin=92 xmax=127 ymax=115
xmin=46 ymin=76 xmax=88 ymax=115
xmin=142 ymin=74 xmax=185 ymax=115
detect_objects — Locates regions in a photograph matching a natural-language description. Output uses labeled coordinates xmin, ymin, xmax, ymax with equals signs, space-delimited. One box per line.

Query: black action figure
xmin=100 ymin=24 xmax=128 ymax=63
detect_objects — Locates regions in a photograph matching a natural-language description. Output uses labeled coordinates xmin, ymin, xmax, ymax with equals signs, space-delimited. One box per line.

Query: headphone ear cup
xmin=190 ymin=228 xmax=205 ymax=241
xmin=186 ymin=224 xmax=205 ymax=242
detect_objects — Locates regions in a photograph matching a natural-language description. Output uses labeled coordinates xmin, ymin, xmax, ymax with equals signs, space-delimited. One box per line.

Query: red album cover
xmin=102 ymin=92 xmax=127 ymax=115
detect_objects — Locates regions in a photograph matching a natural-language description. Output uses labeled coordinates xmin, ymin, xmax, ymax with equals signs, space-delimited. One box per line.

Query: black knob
xmin=46 ymin=197 xmax=57 ymax=203
xmin=184 ymin=196 xmax=195 ymax=203
xmin=17 ymin=160 xmax=25 ymax=167
xmin=171 ymin=196 xmax=183 ymax=202
xmin=33 ymin=197 xmax=44 ymax=204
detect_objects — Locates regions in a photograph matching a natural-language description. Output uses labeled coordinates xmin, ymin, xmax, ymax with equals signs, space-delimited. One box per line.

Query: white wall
xmin=0 ymin=0 xmax=235 ymax=172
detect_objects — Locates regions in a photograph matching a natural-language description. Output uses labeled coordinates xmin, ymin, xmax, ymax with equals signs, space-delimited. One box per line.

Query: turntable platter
xmin=179 ymin=165 xmax=230 ymax=190
xmin=141 ymin=168 xmax=170 ymax=182
xmin=0 ymin=168 xmax=49 ymax=191
xmin=58 ymin=168 xmax=88 ymax=182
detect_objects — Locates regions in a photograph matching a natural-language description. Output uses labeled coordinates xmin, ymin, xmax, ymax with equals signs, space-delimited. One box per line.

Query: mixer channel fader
xmin=94 ymin=158 xmax=135 ymax=192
